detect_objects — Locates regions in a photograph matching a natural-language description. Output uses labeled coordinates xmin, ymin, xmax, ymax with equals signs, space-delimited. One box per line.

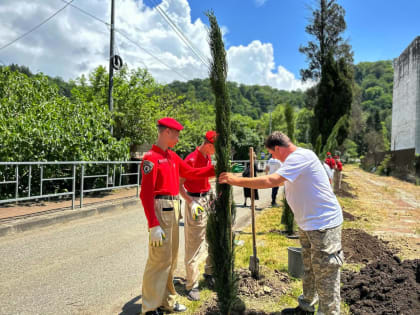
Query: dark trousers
xmin=271 ymin=186 xmax=279 ymax=204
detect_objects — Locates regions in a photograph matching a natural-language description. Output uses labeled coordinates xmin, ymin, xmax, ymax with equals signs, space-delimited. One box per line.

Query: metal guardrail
xmin=0 ymin=161 xmax=141 ymax=209
xmin=0 ymin=159 xmax=267 ymax=210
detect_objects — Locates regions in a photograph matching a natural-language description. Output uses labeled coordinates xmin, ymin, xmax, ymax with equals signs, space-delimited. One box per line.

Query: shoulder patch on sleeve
xmin=143 ymin=160 xmax=154 ymax=174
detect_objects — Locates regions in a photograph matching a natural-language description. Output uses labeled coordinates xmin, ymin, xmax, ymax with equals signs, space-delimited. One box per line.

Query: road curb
xmin=0 ymin=197 xmax=140 ymax=237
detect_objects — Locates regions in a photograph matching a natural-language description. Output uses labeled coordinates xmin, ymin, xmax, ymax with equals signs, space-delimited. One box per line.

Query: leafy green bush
xmin=376 ymin=154 xmax=392 ymax=176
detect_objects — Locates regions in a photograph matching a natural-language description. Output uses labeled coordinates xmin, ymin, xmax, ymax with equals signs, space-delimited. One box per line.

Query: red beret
xmin=157 ymin=117 xmax=183 ymax=131
xmin=327 ymin=152 xmax=331 ymax=156
xmin=333 ymin=155 xmax=339 ymax=159
xmin=205 ymin=130 xmax=217 ymax=144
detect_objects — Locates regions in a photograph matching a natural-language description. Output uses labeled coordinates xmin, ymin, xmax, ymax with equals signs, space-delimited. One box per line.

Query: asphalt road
xmin=0 ymin=185 xmax=277 ymax=315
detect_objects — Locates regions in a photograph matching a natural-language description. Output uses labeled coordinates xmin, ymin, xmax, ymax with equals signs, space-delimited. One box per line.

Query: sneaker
xmin=145 ymin=309 xmax=163 ymax=315
xmin=187 ymin=287 xmax=200 ymax=301
xmin=160 ymin=302 xmax=187 ymax=313
xmin=203 ymin=274 xmax=215 ymax=289
xmin=281 ymin=306 xmax=314 ymax=315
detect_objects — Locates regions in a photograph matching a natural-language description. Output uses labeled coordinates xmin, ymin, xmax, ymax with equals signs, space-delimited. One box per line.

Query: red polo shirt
xmin=140 ymin=145 xmax=215 ymax=228
xmin=183 ymin=147 xmax=212 ymax=193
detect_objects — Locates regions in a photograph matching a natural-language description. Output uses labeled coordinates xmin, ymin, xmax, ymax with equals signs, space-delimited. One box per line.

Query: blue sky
xmin=0 ymin=0 xmax=419 ymax=90
xmin=187 ymin=0 xmax=420 ymax=77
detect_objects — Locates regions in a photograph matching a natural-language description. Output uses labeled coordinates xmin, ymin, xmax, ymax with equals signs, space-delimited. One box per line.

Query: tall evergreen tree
xmin=300 ymin=0 xmax=354 ymax=147
xmin=313 ymin=52 xmax=353 ymax=146
xmin=282 ymin=103 xmax=295 ymax=234
xmin=299 ymin=0 xmax=353 ymax=82
xmin=206 ymin=11 xmax=238 ymax=314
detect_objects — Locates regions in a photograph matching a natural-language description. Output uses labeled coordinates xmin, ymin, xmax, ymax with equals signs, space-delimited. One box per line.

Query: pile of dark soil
xmin=343 ymin=210 xmax=357 ymax=221
xmin=196 ymin=267 xmax=290 ymax=315
xmin=341 ymin=256 xmax=420 ymax=314
xmin=336 ymin=180 xmax=356 ymax=198
xmin=342 ymin=228 xmax=395 ymax=264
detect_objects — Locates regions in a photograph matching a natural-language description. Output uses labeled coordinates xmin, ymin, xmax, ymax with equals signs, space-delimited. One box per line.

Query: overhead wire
xmin=0 ymin=0 xmax=75 ymax=51
xmin=150 ymin=0 xmax=210 ymax=68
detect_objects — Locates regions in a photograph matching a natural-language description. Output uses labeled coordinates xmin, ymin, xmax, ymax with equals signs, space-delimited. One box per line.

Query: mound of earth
xmin=343 ymin=210 xmax=357 ymax=221
xmin=341 ymin=256 xmax=420 ymax=315
xmin=342 ymin=229 xmax=395 ymax=264
xmin=196 ymin=267 xmax=290 ymax=315
xmin=336 ymin=180 xmax=356 ymax=198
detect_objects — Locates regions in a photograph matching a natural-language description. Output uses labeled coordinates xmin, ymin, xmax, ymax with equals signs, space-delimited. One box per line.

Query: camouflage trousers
xmin=298 ymin=225 xmax=344 ymax=315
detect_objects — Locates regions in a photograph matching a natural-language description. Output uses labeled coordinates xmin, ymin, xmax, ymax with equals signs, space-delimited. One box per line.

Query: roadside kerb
xmin=0 ymin=197 xmax=140 ymax=237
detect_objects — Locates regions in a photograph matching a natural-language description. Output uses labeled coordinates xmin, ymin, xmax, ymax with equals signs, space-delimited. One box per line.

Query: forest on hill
xmin=0 ymin=59 xmax=393 ymax=162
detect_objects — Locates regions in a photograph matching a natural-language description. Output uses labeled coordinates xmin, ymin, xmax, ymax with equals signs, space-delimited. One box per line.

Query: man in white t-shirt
xmin=219 ymin=131 xmax=344 ymax=315
xmin=265 ymin=155 xmax=282 ymax=206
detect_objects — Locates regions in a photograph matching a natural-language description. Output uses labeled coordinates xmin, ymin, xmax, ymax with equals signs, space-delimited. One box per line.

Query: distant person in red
xmin=325 ymin=152 xmax=336 ymax=170
xmin=179 ymin=130 xmax=217 ymax=301
xmin=139 ymin=118 xmax=215 ymax=315
xmin=333 ymin=155 xmax=343 ymax=192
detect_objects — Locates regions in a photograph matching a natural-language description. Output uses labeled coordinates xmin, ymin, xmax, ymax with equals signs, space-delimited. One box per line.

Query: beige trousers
xmin=141 ymin=198 xmax=180 ymax=314
xmin=184 ymin=194 xmax=213 ymax=291
xmin=333 ymin=171 xmax=342 ymax=193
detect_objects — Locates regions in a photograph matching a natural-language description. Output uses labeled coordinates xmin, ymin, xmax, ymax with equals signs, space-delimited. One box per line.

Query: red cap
xmin=333 ymin=155 xmax=339 ymax=159
xmin=205 ymin=130 xmax=217 ymax=144
xmin=327 ymin=152 xmax=331 ymax=156
xmin=157 ymin=117 xmax=183 ymax=131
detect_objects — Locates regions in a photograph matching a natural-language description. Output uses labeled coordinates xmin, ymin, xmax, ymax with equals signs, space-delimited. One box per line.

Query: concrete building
xmin=391 ymin=36 xmax=420 ymax=154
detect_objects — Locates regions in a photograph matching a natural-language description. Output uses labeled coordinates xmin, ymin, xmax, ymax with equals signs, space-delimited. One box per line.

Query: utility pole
xmin=108 ymin=0 xmax=115 ymax=136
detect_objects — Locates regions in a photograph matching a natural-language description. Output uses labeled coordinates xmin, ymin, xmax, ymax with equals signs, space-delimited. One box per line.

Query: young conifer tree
xmin=282 ymin=104 xmax=295 ymax=234
xmin=206 ymin=11 xmax=238 ymax=314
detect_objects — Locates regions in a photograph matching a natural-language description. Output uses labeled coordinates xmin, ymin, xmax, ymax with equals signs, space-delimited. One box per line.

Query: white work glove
xmin=149 ymin=226 xmax=166 ymax=247
xmin=191 ymin=200 xmax=204 ymax=221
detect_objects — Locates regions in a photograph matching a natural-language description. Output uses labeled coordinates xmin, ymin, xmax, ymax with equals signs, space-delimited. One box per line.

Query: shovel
xmin=248 ymin=147 xmax=260 ymax=279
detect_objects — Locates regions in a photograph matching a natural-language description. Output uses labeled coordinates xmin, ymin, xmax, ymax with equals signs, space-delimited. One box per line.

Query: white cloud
xmin=0 ymin=0 xmax=312 ymax=91
xmin=254 ymin=0 xmax=268 ymax=7
xmin=227 ymin=40 xmax=314 ymax=91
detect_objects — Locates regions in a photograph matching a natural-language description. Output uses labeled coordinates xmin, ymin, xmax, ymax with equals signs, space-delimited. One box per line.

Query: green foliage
xmin=206 ymin=11 xmax=238 ymax=315
xmin=313 ymin=51 xmax=353 ymax=146
xmin=322 ymin=114 xmax=349 ymax=156
xmin=295 ymin=108 xmax=313 ymax=144
xmin=166 ymin=79 xmax=306 ymax=119
xmin=315 ymin=134 xmax=323 ymax=157
xmin=376 ymin=154 xmax=392 ymax=176
xmin=285 ymin=104 xmax=295 ymax=142
xmin=281 ymin=192 xmax=294 ymax=234
xmin=231 ymin=114 xmax=262 ymax=160
xmin=299 ymin=0 xmax=353 ymax=81
xmin=0 ymin=67 xmax=128 ymax=162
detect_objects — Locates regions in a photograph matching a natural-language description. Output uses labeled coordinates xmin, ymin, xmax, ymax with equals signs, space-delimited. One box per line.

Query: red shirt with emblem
xmin=140 ymin=145 xmax=215 ymax=228
xmin=336 ymin=160 xmax=343 ymax=172
xmin=183 ymin=147 xmax=212 ymax=193
xmin=325 ymin=157 xmax=336 ymax=170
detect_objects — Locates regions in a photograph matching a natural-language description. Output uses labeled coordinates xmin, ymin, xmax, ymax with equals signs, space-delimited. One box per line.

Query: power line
xmin=61 ymin=0 xmax=190 ymax=81
xmin=115 ymin=28 xmax=190 ymax=81
xmin=0 ymin=0 xmax=75 ymax=51
xmin=150 ymin=0 xmax=210 ymax=68
xmin=60 ymin=0 xmax=109 ymax=26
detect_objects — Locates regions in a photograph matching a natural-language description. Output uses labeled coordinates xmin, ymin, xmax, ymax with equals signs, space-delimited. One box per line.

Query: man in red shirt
xmin=325 ymin=152 xmax=336 ymax=170
xmin=333 ymin=155 xmax=343 ymax=192
xmin=179 ymin=130 xmax=217 ymax=301
xmin=140 ymin=118 xmax=215 ymax=315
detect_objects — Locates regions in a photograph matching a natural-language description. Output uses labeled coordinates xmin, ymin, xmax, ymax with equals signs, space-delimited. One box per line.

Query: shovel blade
xmin=249 ymin=255 xmax=260 ymax=279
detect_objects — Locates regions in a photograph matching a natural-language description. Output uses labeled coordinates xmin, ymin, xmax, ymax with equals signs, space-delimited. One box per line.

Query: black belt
xmin=155 ymin=195 xmax=179 ymax=200
xmin=187 ymin=191 xmax=209 ymax=197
